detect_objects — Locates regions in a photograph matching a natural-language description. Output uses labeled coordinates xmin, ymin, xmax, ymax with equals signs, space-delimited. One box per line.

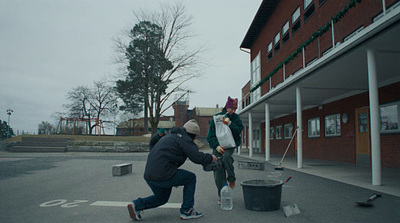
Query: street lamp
xmin=6 ymin=109 xmax=13 ymax=139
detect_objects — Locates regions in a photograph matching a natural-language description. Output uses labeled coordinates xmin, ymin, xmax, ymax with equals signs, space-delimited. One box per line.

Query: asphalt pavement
xmin=0 ymin=151 xmax=399 ymax=223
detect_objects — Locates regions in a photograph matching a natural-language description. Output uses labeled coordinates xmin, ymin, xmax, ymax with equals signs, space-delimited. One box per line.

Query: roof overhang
xmin=240 ymin=0 xmax=279 ymax=49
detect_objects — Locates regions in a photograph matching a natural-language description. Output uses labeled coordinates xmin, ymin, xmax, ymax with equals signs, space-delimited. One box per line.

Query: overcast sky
xmin=0 ymin=0 xmax=261 ymax=134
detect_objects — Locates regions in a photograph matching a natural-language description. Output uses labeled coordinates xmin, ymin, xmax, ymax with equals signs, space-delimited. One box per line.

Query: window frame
xmin=275 ymin=125 xmax=282 ymax=139
xmin=308 ymin=117 xmax=320 ymax=138
xmin=304 ymin=0 xmax=313 ymax=9
xmin=325 ymin=113 xmax=341 ymax=137
xmin=304 ymin=2 xmax=315 ymax=22
xmin=267 ymin=42 xmax=273 ymax=53
xmin=250 ymin=52 xmax=261 ymax=102
xmin=292 ymin=7 xmax=300 ymax=23
xmin=380 ymin=101 xmax=400 ymax=133
xmin=267 ymin=42 xmax=273 ymax=61
xmin=270 ymin=127 xmax=274 ymax=140
xmin=292 ymin=7 xmax=301 ymax=35
xmin=284 ymin=123 xmax=293 ymax=139
xmin=282 ymin=21 xmax=290 ymax=46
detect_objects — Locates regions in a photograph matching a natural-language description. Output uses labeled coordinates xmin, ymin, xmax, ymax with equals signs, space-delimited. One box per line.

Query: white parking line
xmin=90 ymin=201 xmax=181 ymax=208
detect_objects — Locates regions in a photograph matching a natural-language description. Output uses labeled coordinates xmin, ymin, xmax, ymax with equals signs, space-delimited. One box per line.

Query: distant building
xmin=116 ymin=116 xmax=175 ymax=136
xmin=116 ymin=101 xmax=222 ymax=142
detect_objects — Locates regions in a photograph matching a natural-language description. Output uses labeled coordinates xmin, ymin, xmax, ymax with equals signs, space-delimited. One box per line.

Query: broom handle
xmin=278 ymin=127 xmax=298 ymax=165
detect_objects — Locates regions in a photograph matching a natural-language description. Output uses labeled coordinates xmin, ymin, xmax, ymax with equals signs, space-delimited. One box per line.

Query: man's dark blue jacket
xmin=144 ymin=127 xmax=213 ymax=181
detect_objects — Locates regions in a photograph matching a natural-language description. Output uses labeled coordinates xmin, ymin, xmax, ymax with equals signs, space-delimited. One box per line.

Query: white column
xmin=367 ymin=49 xmax=381 ymax=186
xmin=238 ymin=132 xmax=242 ymax=155
xmin=265 ymin=103 xmax=270 ymax=161
xmin=248 ymin=112 xmax=253 ymax=158
xmin=283 ymin=64 xmax=286 ymax=81
xmin=331 ymin=20 xmax=335 ymax=48
xmin=296 ymin=86 xmax=303 ymax=168
xmin=382 ymin=0 xmax=386 ymax=15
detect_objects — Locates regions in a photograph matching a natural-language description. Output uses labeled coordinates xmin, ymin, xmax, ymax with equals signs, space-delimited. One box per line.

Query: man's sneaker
xmin=180 ymin=207 xmax=203 ymax=220
xmin=218 ymin=199 xmax=221 ymax=205
xmin=127 ymin=202 xmax=142 ymax=221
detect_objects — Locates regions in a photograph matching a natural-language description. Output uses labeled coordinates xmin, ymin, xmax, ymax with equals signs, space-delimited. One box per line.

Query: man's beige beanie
xmin=183 ymin=119 xmax=200 ymax=136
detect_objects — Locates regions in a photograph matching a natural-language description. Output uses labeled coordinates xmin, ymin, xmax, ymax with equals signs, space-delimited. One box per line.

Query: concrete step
xmin=8 ymin=137 xmax=72 ymax=152
xmin=15 ymin=141 xmax=68 ymax=147
xmin=21 ymin=137 xmax=72 ymax=143
xmin=8 ymin=146 xmax=66 ymax=152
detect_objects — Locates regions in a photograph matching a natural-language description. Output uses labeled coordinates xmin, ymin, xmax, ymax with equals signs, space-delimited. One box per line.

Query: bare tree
xmin=114 ymin=2 xmax=206 ymax=135
xmin=63 ymin=81 xmax=119 ymax=135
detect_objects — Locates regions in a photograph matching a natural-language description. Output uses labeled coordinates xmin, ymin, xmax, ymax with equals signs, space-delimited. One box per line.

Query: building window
xmin=276 ymin=125 xmax=282 ymax=139
xmin=292 ymin=7 xmax=300 ymax=22
xmin=274 ymin=32 xmax=280 ymax=45
xmin=267 ymin=42 xmax=273 ymax=61
xmin=308 ymin=118 xmax=320 ymax=137
xmin=251 ymin=52 xmax=261 ymax=102
xmin=282 ymin=21 xmax=290 ymax=45
xmin=282 ymin=21 xmax=289 ymax=34
xmin=380 ymin=102 xmax=400 ymax=133
xmin=284 ymin=123 xmax=293 ymax=139
xmin=304 ymin=1 xmax=315 ymax=22
xmin=319 ymin=0 xmax=326 ymax=6
xmin=274 ymin=32 xmax=280 ymax=53
xmin=267 ymin=52 xmax=273 ymax=61
xmin=292 ymin=7 xmax=301 ymax=34
xmin=267 ymin=42 xmax=273 ymax=53
xmin=325 ymin=114 xmax=341 ymax=137
xmin=304 ymin=0 xmax=313 ymax=9
xmin=270 ymin=127 xmax=274 ymax=139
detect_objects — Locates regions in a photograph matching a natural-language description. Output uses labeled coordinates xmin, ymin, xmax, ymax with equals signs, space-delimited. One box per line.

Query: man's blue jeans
xmin=133 ymin=169 xmax=196 ymax=214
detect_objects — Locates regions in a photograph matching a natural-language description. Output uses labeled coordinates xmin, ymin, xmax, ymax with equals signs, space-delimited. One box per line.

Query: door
xmin=355 ymin=108 xmax=371 ymax=165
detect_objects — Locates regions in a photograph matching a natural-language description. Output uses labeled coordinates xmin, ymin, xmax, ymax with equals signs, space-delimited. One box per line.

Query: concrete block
xmin=238 ymin=161 xmax=265 ymax=170
xmin=112 ymin=163 xmax=132 ymax=176
xmin=283 ymin=204 xmax=301 ymax=217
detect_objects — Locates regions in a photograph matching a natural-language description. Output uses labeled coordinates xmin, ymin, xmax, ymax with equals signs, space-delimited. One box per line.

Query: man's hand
xmin=216 ymin=146 xmax=225 ymax=154
xmin=212 ymin=155 xmax=217 ymax=162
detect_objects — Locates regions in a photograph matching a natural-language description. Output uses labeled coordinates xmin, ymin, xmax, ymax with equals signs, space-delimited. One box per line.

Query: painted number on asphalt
xmin=40 ymin=200 xmax=89 ymax=208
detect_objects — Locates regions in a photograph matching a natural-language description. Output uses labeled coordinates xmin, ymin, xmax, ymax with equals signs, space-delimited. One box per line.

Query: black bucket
xmin=240 ymin=179 xmax=283 ymax=211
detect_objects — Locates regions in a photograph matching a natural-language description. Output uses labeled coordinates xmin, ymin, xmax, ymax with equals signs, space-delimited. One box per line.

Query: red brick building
xmin=117 ymin=100 xmax=221 ymax=142
xmin=238 ymin=0 xmax=400 ymax=185
xmin=173 ymin=101 xmax=222 ymax=142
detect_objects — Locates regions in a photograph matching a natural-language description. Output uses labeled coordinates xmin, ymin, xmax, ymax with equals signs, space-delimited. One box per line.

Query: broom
xmin=275 ymin=128 xmax=298 ymax=171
